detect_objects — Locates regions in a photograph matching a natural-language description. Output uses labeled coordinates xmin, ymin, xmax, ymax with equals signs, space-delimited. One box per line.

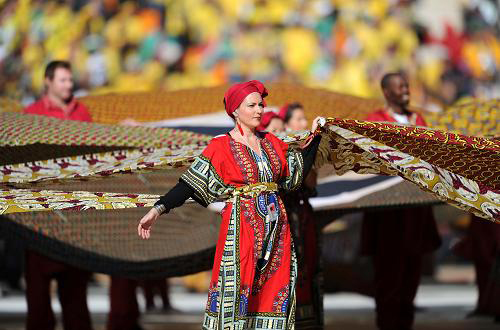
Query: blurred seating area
xmin=0 ymin=0 xmax=498 ymax=111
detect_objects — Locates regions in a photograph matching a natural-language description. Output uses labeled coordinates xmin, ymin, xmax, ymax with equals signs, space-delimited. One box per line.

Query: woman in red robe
xmin=138 ymin=81 xmax=321 ymax=330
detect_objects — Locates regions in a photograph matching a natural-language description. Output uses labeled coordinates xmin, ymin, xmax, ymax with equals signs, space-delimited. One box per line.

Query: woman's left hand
xmin=311 ymin=116 xmax=322 ymax=133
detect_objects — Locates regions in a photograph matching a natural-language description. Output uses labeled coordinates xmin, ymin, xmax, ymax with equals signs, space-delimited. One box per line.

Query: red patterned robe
xmin=180 ymin=132 xmax=304 ymax=330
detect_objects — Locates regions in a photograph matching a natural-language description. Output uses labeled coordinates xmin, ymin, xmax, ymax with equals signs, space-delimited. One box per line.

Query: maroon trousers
xmin=107 ymin=277 xmax=140 ymax=330
xmin=374 ymin=251 xmax=422 ymax=330
xmin=25 ymin=251 xmax=92 ymax=330
xmin=470 ymin=218 xmax=500 ymax=314
xmin=141 ymin=279 xmax=170 ymax=310
xmin=454 ymin=217 xmax=500 ymax=314
xmin=362 ymin=207 xmax=441 ymax=330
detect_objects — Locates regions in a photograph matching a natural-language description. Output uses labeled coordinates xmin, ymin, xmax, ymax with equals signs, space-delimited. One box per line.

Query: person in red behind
xmin=361 ymin=72 xmax=441 ymax=330
xmin=25 ymin=62 xmax=91 ymax=122
xmin=23 ymin=61 xmax=93 ymax=330
xmin=256 ymin=111 xmax=284 ymax=133
xmin=280 ymin=102 xmax=324 ymax=329
xmin=364 ymin=73 xmax=426 ymax=126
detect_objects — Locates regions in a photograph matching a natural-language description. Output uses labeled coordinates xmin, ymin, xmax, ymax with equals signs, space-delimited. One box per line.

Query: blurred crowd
xmin=0 ymin=0 xmax=499 ymax=110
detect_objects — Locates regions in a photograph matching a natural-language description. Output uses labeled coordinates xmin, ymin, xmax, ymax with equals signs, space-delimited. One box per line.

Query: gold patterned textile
xmin=0 ymin=112 xmax=210 ymax=148
xmin=79 ymin=84 xmax=384 ymax=124
xmin=1 ymin=117 xmax=497 ymax=222
xmin=0 ymin=188 xmax=159 ymax=214
xmin=1 ymin=145 xmax=205 ymax=185
xmin=231 ymin=182 xmax=278 ymax=198
xmin=0 ymin=110 xmax=498 ymax=277
xmin=425 ymin=98 xmax=499 ymax=137
xmin=319 ymin=119 xmax=499 ymax=222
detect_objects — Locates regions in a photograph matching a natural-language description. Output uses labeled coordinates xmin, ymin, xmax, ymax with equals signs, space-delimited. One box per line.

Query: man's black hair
xmin=44 ymin=61 xmax=71 ymax=80
xmin=380 ymin=72 xmax=405 ymax=90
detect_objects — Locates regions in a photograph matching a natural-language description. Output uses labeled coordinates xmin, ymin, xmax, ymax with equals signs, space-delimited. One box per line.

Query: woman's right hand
xmin=137 ymin=208 xmax=160 ymax=239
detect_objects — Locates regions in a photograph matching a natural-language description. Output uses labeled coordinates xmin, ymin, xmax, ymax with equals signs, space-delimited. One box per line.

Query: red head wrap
xmin=278 ymin=103 xmax=289 ymax=120
xmin=223 ymin=80 xmax=268 ymax=118
xmin=257 ymin=111 xmax=281 ymax=131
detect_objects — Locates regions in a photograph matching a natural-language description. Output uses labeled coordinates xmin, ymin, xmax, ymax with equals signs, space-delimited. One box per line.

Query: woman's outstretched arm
xmin=155 ymin=180 xmax=195 ymax=212
xmin=138 ymin=180 xmax=194 ymax=239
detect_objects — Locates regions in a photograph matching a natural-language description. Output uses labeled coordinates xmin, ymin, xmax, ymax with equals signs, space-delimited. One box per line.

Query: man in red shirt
xmin=361 ymin=73 xmax=441 ymax=330
xmin=365 ymin=73 xmax=426 ymax=126
xmin=25 ymin=61 xmax=91 ymax=121
xmin=23 ymin=61 xmax=93 ymax=330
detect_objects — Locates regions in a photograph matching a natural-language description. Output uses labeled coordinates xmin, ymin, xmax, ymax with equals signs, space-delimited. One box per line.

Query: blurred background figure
xmin=361 ymin=72 xmax=442 ymax=330
xmin=141 ymin=279 xmax=172 ymax=312
xmin=0 ymin=1 xmax=498 ymax=109
xmin=280 ymin=103 xmax=324 ymax=330
xmin=107 ymin=277 xmax=141 ymax=330
xmin=257 ymin=110 xmax=284 ymax=133
xmin=23 ymin=60 xmax=93 ymax=330
xmin=281 ymin=103 xmax=309 ymax=132
xmin=24 ymin=60 xmax=91 ymax=121
xmin=453 ymin=215 xmax=500 ymax=321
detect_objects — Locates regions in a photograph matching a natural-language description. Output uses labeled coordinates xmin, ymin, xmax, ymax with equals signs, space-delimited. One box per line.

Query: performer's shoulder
xmin=23 ymin=99 xmax=44 ymax=114
xmin=259 ymin=131 xmax=276 ymax=141
xmin=206 ymin=134 xmax=230 ymax=148
xmin=211 ymin=134 xmax=230 ymax=142
xmin=365 ymin=108 xmax=386 ymax=121
xmin=201 ymin=134 xmax=230 ymax=158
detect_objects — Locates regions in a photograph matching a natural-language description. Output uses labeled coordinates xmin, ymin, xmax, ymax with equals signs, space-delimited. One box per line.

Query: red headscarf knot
xmin=223 ymin=80 xmax=268 ymax=118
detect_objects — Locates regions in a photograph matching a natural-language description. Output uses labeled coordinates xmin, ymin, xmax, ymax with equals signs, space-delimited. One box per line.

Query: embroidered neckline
xmin=227 ymin=132 xmax=264 ymax=158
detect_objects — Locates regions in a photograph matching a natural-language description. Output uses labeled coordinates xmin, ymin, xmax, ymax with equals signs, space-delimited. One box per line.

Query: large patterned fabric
xmin=0 ymin=117 xmax=498 ymax=221
xmin=78 ymin=83 xmax=383 ymax=124
xmin=1 ymin=145 xmax=205 ymax=185
xmin=0 ymin=112 xmax=498 ymax=283
xmin=318 ymin=119 xmax=499 ymax=221
xmin=1 ymin=170 xmax=220 ymax=278
xmin=0 ymin=112 xmax=210 ymax=148
xmin=0 ymin=188 xmax=159 ymax=214
xmin=425 ymin=98 xmax=499 ymax=137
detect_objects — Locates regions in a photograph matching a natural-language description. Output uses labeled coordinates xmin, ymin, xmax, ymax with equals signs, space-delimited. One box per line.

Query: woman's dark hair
xmin=284 ymin=102 xmax=304 ymax=123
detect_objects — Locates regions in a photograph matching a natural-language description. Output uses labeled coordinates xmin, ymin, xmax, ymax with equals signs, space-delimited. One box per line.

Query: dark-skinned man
xmin=361 ymin=72 xmax=441 ymax=330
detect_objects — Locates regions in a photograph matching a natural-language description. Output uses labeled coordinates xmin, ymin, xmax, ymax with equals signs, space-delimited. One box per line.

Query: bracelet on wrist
xmin=153 ymin=204 xmax=166 ymax=215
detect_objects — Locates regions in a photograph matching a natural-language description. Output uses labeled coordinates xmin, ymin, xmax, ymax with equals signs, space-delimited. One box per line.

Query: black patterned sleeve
xmin=154 ymin=180 xmax=195 ymax=214
xmin=301 ymin=135 xmax=321 ymax=177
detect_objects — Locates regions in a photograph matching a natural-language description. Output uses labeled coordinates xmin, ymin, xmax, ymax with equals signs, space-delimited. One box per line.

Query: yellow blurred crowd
xmin=0 ymin=0 xmax=499 ymax=110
